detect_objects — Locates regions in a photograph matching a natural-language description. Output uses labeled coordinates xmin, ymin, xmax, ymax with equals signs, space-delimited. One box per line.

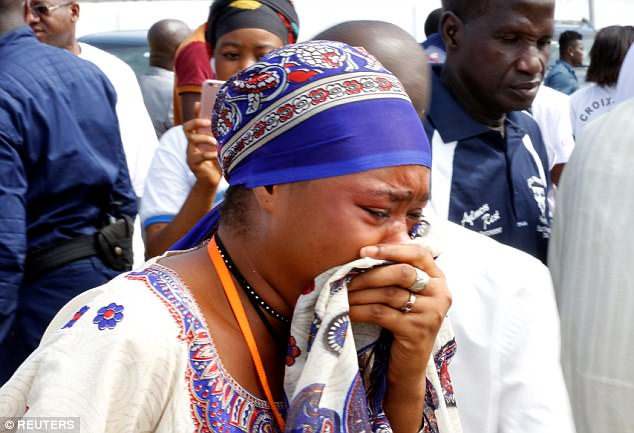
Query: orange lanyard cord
xmin=207 ymin=237 xmax=286 ymax=431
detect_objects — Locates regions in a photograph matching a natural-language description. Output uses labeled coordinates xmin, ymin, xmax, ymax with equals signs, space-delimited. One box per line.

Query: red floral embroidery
xmin=376 ymin=77 xmax=393 ymax=91
xmin=309 ymin=88 xmax=329 ymax=104
xmin=253 ymin=121 xmax=267 ymax=138
xmin=277 ymin=104 xmax=296 ymax=122
xmin=344 ymin=80 xmax=363 ymax=94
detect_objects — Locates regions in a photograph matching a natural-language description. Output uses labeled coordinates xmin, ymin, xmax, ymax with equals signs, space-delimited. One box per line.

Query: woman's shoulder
xmin=40 ymin=262 xmax=201 ymax=348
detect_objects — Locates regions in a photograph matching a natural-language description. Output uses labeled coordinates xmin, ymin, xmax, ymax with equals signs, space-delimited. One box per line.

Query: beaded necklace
xmin=214 ymin=235 xmax=291 ymax=324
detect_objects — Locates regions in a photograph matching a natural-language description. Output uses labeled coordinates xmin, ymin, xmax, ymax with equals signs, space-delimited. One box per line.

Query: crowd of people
xmin=0 ymin=0 xmax=632 ymax=432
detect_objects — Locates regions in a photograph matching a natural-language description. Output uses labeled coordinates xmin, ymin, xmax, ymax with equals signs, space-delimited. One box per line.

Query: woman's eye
xmin=407 ymin=211 xmax=423 ymax=221
xmin=364 ymin=208 xmax=389 ymax=219
xmin=222 ymin=52 xmax=239 ymax=60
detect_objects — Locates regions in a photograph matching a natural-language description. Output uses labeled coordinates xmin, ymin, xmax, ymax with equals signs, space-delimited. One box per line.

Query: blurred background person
xmin=139 ymin=18 xmax=191 ymax=139
xmin=141 ymin=0 xmax=299 ymax=259
xmin=0 ymin=0 xmax=136 ymax=384
xmin=570 ymin=25 xmax=634 ymax=136
xmin=173 ymin=0 xmax=298 ymax=125
xmin=421 ymin=7 xmax=445 ymax=64
xmin=26 ymin=0 xmax=161 ymax=265
xmin=549 ymin=48 xmax=634 ymax=433
xmin=531 ymin=85 xmax=575 ymax=187
xmin=544 ymin=30 xmax=583 ymax=95
xmin=26 ymin=0 xmax=158 ymax=200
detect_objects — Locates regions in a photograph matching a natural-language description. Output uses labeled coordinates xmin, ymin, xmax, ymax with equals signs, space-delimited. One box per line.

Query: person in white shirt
xmin=315 ymin=19 xmax=575 ymax=433
xmin=569 ymin=25 xmax=634 ymax=137
xmin=549 ymin=63 xmax=634 ymax=433
xmin=26 ymin=0 xmax=162 ymax=265
xmin=530 ymin=85 xmax=575 ymax=186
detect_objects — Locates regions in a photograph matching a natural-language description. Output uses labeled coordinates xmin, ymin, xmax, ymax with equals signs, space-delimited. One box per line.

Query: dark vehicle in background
xmin=78 ymin=30 xmax=149 ymax=79
xmin=549 ymin=19 xmax=596 ymax=83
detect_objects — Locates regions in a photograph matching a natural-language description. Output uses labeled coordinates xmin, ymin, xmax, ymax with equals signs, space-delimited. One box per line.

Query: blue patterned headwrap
xmin=173 ymin=40 xmax=432 ymax=249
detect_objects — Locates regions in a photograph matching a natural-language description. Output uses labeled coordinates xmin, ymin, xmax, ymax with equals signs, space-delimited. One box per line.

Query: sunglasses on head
xmin=29 ymin=1 xmax=74 ymax=17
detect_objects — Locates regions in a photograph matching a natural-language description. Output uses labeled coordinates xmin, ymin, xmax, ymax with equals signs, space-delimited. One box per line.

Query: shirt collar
xmin=427 ymin=65 xmax=493 ymax=142
xmin=557 ymin=59 xmax=577 ymax=76
xmin=427 ymin=65 xmax=530 ymax=142
xmin=422 ymin=32 xmax=445 ymax=50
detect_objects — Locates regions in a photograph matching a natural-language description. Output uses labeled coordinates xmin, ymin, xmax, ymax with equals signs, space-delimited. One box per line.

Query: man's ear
xmin=440 ymin=11 xmax=463 ymax=51
xmin=70 ymin=2 xmax=80 ymax=23
xmin=566 ymin=44 xmax=575 ymax=58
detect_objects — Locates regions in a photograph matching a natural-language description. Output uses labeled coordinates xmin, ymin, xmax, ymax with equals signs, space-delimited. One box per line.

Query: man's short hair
xmin=424 ymin=8 xmax=443 ymax=37
xmin=558 ymin=30 xmax=583 ymax=57
xmin=441 ymin=0 xmax=489 ymax=22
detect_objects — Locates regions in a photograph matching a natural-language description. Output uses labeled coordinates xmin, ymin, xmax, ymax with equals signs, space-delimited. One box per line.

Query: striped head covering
xmin=206 ymin=0 xmax=299 ymax=50
xmin=173 ymin=40 xmax=432 ymax=249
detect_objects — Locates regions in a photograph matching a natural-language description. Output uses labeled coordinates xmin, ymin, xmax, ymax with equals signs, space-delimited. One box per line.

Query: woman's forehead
xmin=290 ymin=166 xmax=430 ymax=199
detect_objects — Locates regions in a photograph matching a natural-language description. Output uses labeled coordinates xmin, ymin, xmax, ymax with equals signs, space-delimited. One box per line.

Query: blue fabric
xmin=0 ymin=256 xmax=119 ymax=384
xmin=422 ymin=32 xmax=445 ymax=50
xmin=0 ymin=26 xmax=137 ymax=376
xmin=544 ymin=60 xmax=579 ymax=95
xmin=143 ymin=214 xmax=175 ymax=229
xmin=421 ymin=33 xmax=446 ymax=64
xmin=425 ymin=65 xmax=551 ymax=263
xmin=173 ymin=41 xmax=431 ymax=250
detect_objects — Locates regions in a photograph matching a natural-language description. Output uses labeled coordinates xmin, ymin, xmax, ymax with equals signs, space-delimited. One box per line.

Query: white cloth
xmin=0 ymin=262 xmax=199 ymax=432
xmin=140 ymin=125 xmax=227 ymax=230
xmin=79 ymin=42 xmax=160 ymax=267
xmin=435 ymin=219 xmax=575 ymax=433
xmin=569 ymin=83 xmax=617 ymax=137
xmin=286 ymin=248 xmax=462 ymax=432
xmin=549 ymin=97 xmax=634 ymax=433
xmin=531 ymin=85 xmax=576 ymax=167
xmin=616 ymin=45 xmax=634 ymax=104
xmin=78 ymin=42 xmax=158 ymax=198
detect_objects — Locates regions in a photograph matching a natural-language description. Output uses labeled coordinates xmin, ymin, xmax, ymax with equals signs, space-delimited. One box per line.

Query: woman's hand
xmin=183 ymin=117 xmax=222 ymax=189
xmin=348 ymin=242 xmax=452 ymax=433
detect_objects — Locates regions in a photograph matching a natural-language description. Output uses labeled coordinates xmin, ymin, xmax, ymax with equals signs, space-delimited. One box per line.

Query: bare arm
xmin=144 ymin=117 xmax=221 ymax=258
xmin=180 ymin=92 xmax=201 ymax=124
xmin=550 ymin=163 xmax=565 ymax=186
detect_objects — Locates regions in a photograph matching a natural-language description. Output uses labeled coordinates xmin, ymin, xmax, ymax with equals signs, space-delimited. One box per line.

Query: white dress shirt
xmin=436 ymin=220 xmax=575 ymax=433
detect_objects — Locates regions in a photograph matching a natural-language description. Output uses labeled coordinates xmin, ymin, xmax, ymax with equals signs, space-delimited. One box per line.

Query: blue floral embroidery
xmin=93 ymin=303 xmax=124 ymax=330
xmin=62 ymin=305 xmax=89 ymax=329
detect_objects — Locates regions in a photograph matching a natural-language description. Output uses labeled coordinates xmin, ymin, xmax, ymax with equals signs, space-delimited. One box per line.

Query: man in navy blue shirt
xmin=424 ymin=0 xmax=554 ymax=263
xmin=0 ymin=0 xmax=137 ymax=383
xmin=544 ymin=31 xmax=583 ymax=95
